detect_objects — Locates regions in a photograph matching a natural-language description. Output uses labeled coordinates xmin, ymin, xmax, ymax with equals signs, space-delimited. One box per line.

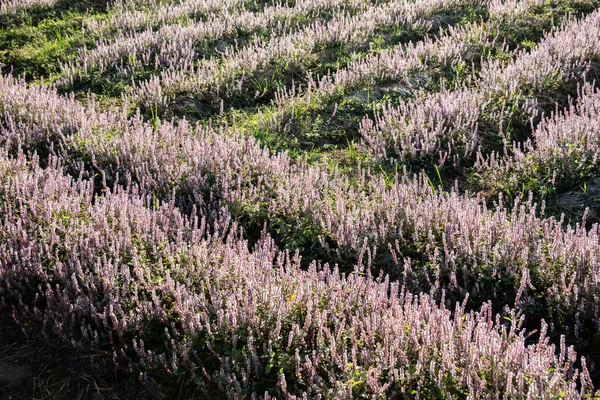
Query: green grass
xmin=0 ymin=9 xmax=107 ymax=81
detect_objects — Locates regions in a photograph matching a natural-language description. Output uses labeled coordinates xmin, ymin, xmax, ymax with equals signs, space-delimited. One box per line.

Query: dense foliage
xmin=2 ymin=0 xmax=600 ymax=397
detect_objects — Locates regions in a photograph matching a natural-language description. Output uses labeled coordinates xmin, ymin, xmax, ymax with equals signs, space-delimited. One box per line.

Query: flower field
xmin=2 ymin=0 xmax=600 ymax=397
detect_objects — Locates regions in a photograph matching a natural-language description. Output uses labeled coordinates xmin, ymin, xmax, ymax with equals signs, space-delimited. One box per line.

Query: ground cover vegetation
xmin=2 ymin=0 xmax=600 ymax=398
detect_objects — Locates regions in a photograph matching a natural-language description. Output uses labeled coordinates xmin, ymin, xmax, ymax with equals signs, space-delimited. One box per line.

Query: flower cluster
xmin=2 ymin=0 xmax=600 ymax=397
xmin=361 ymin=8 xmax=600 ymax=165
xmin=0 ymin=0 xmax=55 ymax=14
xmin=0 ymin=150 xmax=591 ymax=398
xmin=77 ymin=0 xmax=489 ymax=107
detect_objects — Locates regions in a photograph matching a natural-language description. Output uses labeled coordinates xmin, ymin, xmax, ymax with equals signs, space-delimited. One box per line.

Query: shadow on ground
xmin=0 ymin=318 xmax=208 ymax=400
